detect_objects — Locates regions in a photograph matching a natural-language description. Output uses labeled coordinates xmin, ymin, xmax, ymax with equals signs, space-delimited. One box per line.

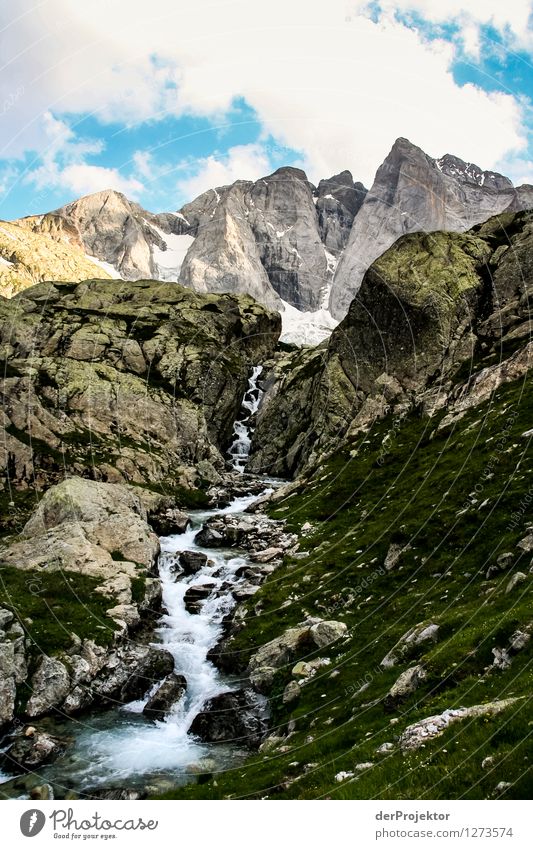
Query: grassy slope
xmin=160 ymin=369 xmax=533 ymax=799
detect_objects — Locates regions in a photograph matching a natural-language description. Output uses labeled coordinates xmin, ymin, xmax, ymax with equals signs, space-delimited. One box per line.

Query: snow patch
xmin=86 ymin=255 xmax=121 ymax=279
xmin=151 ymin=226 xmax=195 ymax=281
xmin=280 ymin=299 xmax=338 ymax=347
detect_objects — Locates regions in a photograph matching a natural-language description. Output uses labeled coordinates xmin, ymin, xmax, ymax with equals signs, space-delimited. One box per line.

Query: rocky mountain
xmin=249 ymin=209 xmax=533 ymax=477
xmin=0 ymin=219 xmax=112 ymax=298
xmin=10 ymin=140 xmax=532 ymax=345
xmin=329 ymin=137 xmax=532 ymax=318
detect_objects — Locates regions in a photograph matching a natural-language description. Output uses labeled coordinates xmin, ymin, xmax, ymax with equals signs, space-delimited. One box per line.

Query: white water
xmin=228 ymin=365 xmax=263 ymax=473
xmin=4 ymin=371 xmax=271 ymax=795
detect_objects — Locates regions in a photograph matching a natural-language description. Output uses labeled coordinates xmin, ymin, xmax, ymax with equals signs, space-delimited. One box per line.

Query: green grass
xmin=157 ymin=370 xmax=533 ymax=799
xmin=0 ymin=564 xmax=116 ymax=657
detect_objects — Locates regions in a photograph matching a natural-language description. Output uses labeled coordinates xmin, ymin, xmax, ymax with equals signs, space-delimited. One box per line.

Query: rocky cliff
xmin=0 ymin=220 xmax=112 ymax=298
xmin=329 ymin=138 xmax=531 ymax=319
xmin=166 ymin=210 xmax=533 ymax=802
xmin=0 ymin=278 xmax=279 ymax=534
xmin=249 ymin=209 xmax=533 ymax=477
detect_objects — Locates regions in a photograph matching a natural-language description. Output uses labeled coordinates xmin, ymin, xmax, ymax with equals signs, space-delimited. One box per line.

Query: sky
xmin=0 ymin=0 xmax=532 ymax=220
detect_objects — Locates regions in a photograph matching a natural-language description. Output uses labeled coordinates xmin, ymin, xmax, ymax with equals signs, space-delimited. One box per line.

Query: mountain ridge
xmin=7 ymin=137 xmax=533 ymax=344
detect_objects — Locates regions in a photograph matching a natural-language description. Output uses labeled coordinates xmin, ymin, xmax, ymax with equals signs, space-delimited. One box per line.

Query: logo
xmin=20 ymin=809 xmax=46 ymax=837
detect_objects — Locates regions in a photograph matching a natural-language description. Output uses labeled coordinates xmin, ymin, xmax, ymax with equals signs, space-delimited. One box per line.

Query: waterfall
xmin=228 ymin=365 xmax=264 ymax=473
xmin=30 ymin=491 xmax=271 ymax=794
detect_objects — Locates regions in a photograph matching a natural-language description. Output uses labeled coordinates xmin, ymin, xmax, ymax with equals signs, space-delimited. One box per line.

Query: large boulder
xmin=188 ymin=689 xmax=266 ymax=747
xmin=143 ymin=674 xmax=187 ymax=721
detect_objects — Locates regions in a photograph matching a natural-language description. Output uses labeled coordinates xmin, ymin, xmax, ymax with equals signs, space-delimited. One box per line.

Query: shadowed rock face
xmin=248 ymin=210 xmax=533 ymax=478
xmin=329 ymin=138 xmax=532 ymax=319
xmin=0 ymin=278 xmax=280 ymax=497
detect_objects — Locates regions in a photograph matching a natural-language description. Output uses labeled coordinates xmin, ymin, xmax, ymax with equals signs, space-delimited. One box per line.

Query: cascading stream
xmin=16 ymin=365 xmax=270 ymax=796
xmin=228 ymin=365 xmax=264 ymax=473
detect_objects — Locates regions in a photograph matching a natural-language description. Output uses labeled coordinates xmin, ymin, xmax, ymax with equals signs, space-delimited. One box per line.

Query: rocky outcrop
xmin=249 ymin=210 xmax=533 ymax=477
xmin=17 ymin=191 xmax=187 ymax=282
xmin=188 ymin=689 xmax=267 ymax=747
xmin=0 ymin=278 xmax=279 ymax=516
xmin=315 ymin=170 xmax=366 ymax=253
xmin=0 ymin=219 xmax=112 ymax=298
xmin=399 ymin=698 xmax=521 ymax=752
xmin=247 ymin=619 xmax=347 ymax=693
xmin=179 ymin=167 xmax=329 ymax=311
xmin=0 ymin=477 xmax=176 ymax=727
xmin=329 ymin=137 xmax=533 ymax=319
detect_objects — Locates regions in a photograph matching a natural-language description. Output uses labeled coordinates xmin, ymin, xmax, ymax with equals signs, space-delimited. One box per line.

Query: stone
xmin=282 ymin=681 xmax=301 ymax=704
xmin=188 ymin=689 xmax=266 ymax=748
xmin=3 ymin=730 xmax=66 ymax=772
xmin=506 ymin=572 xmax=527 ymax=593
xmin=385 ymin=665 xmax=427 ymax=706
xmin=183 ymin=583 xmax=217 ymax=614
xmin=150 ymin=509 xmax=190 ymax=537
xmin=26 ymin=656 xmax=70 ymax=718
xmin=178 ymin=551 xmax=209 ymax=576
xmin=250 ymin=547 xmax=284 ymax=563
xmin=310 ymin=620 xmax=348 ymax=648
xmin=399 ymin=698 xmax=521 ymax=751
xmin=376 ymin=742 xmax=395 ymax=755
xmin=248 ymin=625 xmax=313 ymax=693
xmin=143 ymin=674 xmax=187 ymax=721
xmin=194 ymin=528 xmax=225 ymax=548
xmin=380 ymin=623 xmax=439 ymax=668
xmin=90 ymin=645 xmax=175 ymax=704
xmin=30 ymin=784 xmax=54 ymax=800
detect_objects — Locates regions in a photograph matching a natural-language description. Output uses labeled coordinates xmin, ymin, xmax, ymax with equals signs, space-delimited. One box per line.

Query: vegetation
xmin=159 ymin=370 xmax=533 ymax=799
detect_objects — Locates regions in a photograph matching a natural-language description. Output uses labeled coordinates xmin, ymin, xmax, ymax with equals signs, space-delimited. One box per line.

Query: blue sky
xmin=1 ymin=1 xmax=532 ymax=220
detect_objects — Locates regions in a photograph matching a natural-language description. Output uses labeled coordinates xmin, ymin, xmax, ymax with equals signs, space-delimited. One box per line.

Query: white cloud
xmin=176 ymin=143 xmax=272 ymax=198
xmin=24 ymin=111 xmax=144 ymax=199
xmin=1 ymin=0 xmax=531 ymax=196
xmin=377 ymin=1 xmax=533 ymax=52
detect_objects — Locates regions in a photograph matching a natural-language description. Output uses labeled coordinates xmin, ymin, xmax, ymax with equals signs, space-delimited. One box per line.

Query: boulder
xmin=26 ymin=656 xmax=70 ymax=718
xmin=194 ymin=528 xmax=225 ymax=548
xmin=143 ymin=674 xmax=187 ymax=721
xmin=178 ymin=551 xmax=209 ymax=576
xmin=3 ymin=730 xmax=66 ymax=773
xmin=310 ymin=620 xmax=347 ymax=648
xmin=282 ymin=681 xmax=301 ymax=704
xmin=150 ymin=508 xmax=190 ymax=537
xmin=248 ymin=625 xmax=312 ymax=693
xmin=90 ymin=645 xmax=175 ymax=704
xmin=385 ymin=664 xmax=427 ymax=707
xmin=400 ymin=697 xmax=521 ymax=751
xmin=189 ymin=689 xmax=266 ymax=748
xmin=381 ymin=623 xmax=439 ymax=668
xmin=183 ymin=583 xmax=217 ymax=614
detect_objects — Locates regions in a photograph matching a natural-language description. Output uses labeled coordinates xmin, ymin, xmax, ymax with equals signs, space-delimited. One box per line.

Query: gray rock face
xmin=0 ymin=278 xmax=279 ymax=503
xmin=315 ymin=170 xmax=366 ymax=253
xmin=329 ymin=137 xmax=532 ymax=319
xmin=13 ymin=139 xmax=531 ymax=335
xmin=179 ymin=167 xmax=329 ymax=311
xmin=250 ymin=210 xmax=533 ymax=477
xmin=26 ymin=657 xmax=70 ymax=718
